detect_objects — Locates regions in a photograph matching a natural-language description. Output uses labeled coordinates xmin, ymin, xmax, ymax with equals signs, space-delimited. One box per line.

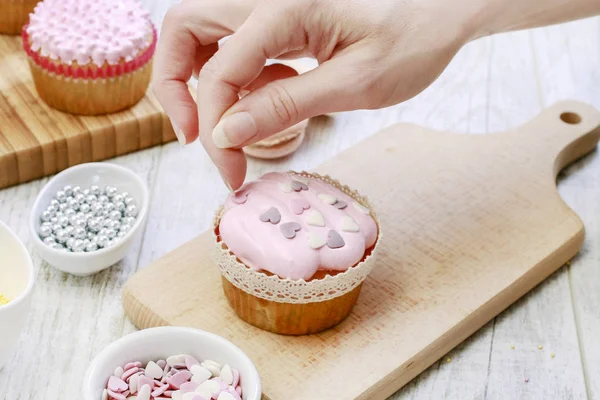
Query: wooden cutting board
xmin=122 ymin=101 xmax=600 ymax=400
xmin=0 ymin=34 xmax=175 ymax=190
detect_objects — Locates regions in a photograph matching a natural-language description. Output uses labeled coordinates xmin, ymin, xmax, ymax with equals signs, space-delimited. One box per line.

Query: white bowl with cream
xmin=0 ymin=220 xmax=35 ymax=371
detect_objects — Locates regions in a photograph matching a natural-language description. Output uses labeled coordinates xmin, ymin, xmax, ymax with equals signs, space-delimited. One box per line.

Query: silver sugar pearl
xmin=55 ymin=229 xmax=69 ymax=243
xmin=108 ymin=220 xmax=121 ymax=230
xmin=106 ymin=239 xmax=116 ymax=247
xmin=85 ymin=212 xmax=95 ymax=222
xmin=109 ymin=210 xmax=122 ymax=220
xmin=85 ymin=194 xmax=97 ymax=204
xmin=75 ymin=193 xmax=85 ymax=204
xmin=85 ymin=242 xmax=98 ymax=252
xmin=83 ymin=239 xmax=91 ymax=247
xmin=103 ymin=202 xmax=115 ymax=213
xmin=50 ymin=199 xmax=61 ymax=209
xmin=105 ymin=228 xmax=116 ymax=239
xmin=120 ymin=191 xmax=129 ymax=198
xmin=58 ymin=215 xmax=69 ymax=227
xmin=116 ymin=230 xmax=127 ymax=238
xmin=58 ymin=203 xmax=68 ymax=212
xmin=86 ymin=231 xmax=95 ymax=240
xmin=87 ymin=218 xmax=101 ymax=233
xmin=39 ymin=224 xmax=53 ymax=238
xmin=51 ymin=243 xmax=66 ymax=251
xmin=114 ymin=202 xmax=126 ymax=212
xmin=122 ymin=216 xmax=136 ymax=226
xmin=72 ymin=239 xmax=85 ymax=252
xmin=96 ymin=235 xmax=108 ymax=248
xmin=51 ymin=224 xmax=62 ymax=233
xmin=91 ymin=203 xmax=104 ymax=215
xmin=79 ymin=203 xmax=91 ymax=214
xmin=41 ymin=210 xmax=54 ymax=222
xmin=105 ymin=186 xmax=118 ymax=198
xmin=64 ymin=225 xmax=74 ymax=235
xmin=125 ymin=205 xmax=138 ymax=217
xmin=43 ymin=236 xmax=56 ymax=246
xmin=64 ymin=208 xmax=76 ymax=217
xmin=119 ymin=223 xmax=132 ymax=233
xmin=101 ymin=218 xmax=113 ymax=228
xmin=98 ymin=228 xmax=108 ymax=237
xmin=82 ymin=189 xmax=90 ymax=196
xmin=62 ymin=185 xmax=73 ymax=196
xmin=90 ymin=185 xmax=101 ymax=196
xmin=50 ymin=217 xmax=59 ymax=224
xmin=73 ymin=218 xmax=87 ymax=229
xmin=124 ymin=196 xmax=135 ymax=206
xmin=66 ymin=237 xmax=76 ymax=249
xmin=112 ymin=194 xmax=124 ymax=204
xmin=74 ymin=226 xmax=87 ymax=239
xmin=66 ymin=197 xmax=79 ymax=210
xmin=98 ymin=195 xmax=109 ymax=204
xmin=55 ymin=190 xmax=67 ymax=203
xmin=72 ymin=185 xmax=81 ymax=195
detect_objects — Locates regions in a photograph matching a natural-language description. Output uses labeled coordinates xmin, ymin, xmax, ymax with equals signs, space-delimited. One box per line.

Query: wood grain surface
xmin=0 ymin=1 xmax=599 ymax=397
xmin=122 ymin=101 xmax=600 ymax=400
xmin=0 ymin=33 xmax=175 ymax=190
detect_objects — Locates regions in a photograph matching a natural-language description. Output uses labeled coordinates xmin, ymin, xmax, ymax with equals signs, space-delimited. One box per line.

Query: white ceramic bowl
xmin=83 ymin=326 xmax=261 ymax=400
xmin=29 ymin=163 xmax=149 ymax=276
xmin=0 ymin=220 xmax=35 ymax=371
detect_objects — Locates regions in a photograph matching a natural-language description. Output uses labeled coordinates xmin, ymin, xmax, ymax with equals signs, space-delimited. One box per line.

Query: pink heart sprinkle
xmin=180 ymin=381 xmax=200 ymax=393
xmin=167 ymin=370 xmax=192 ymax=389
xmin=191 ymin=396 xmax=208 ymax=400
xmin=157 ymin=359 xmax=166 ymax=369
xmin=231 ymin=369 xmax=240 ymax=387
xmin=211 ymin=377 xmax=227 ymax=390
xmin=235 ymin=385 xmax=242 ymax=395
xmin=227 ymin=387 xmax=242 ymax=400
xmin=134 ymin=362 xmax=143 ymax=368
xmin=124 ymin=362 xmax=137 ymax=371
xmin=290 ymin=198 xmax=310 ymax=215
xmin=185 ymin=355 xmax=200 ymax=370
xmin=151 ymin=382 xmax=169 ymax=397
xmin=106 ymin=389 xmax=126 ymax=400
xmin=121 ymin=367 xmax=139 ymax=381
xmin=107 ymin=376 xmax=128 ymax=392
xmin=138 ymin=375 xmax=155 ymax=390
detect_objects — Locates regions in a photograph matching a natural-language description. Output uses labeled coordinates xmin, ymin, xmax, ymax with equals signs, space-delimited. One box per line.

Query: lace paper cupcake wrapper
xmin=213 ymin=171 xmax=381 ymax=304
xmin=22 ymin=23 xmax=157 ymax=80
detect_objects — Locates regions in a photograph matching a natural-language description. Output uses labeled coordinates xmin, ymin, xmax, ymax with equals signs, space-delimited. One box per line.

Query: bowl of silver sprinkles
xmin=29 ymin=163 xmax=149 ymax=276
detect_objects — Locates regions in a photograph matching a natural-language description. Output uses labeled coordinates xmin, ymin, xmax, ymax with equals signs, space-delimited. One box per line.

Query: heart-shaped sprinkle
xmin=318 ymin=193 xmax=337 ymax=205
xmin=353 ymin=201 xmax=370 ymax=214
xmin=260 ymin=207 xmax=281 ymax=224
xmin=108 ymin=376 xmax=128 ymax=392
xmin=290 ymin=198 xmax=310 ymax=215
xmin=198 ymin=379 xmax=221 ymax=396
xmin=306 ymin=210 xmax=325 ymax=227
xmin=128 ymin=374 xmax=139 ymax=393
xmin=341 ymin=216 xmax=360 ymax=232
xmin=332 ymin=200 xmax=347 ymax=210
xmin=218 ymin=392 xmax=237 ymax=400
xmin=137 ymin=385 xmax=151 ymax=400
xmin=220 ymin=365 xmax=234 ymax=385
xmin=185 ymin=355 xmax=200 ymax=370
xmin=138 ymin=375 xmax=155 ymax=390
xmin=279 ymin=182 xmax=293 ymax=193
xmin=307 ymin=232 xmax=326 ymax=249
xmin=327 ymin=230 xmax=345 ymax=249
xmin=291 ymin=180 xmax=308 ymax=191
xmin=168 ymin=370 xmax=192 ymax=389
xmin=145 ymin=360 xmax=163 ymax=380
xmin=280 ymin=222 xmax=301 ymax=239
xmin=231 ymin=191 xmax=248 ymax=204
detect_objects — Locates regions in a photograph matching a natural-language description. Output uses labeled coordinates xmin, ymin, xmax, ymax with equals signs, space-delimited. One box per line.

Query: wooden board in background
xmin=0 ymin=34 xmax=175 ymax=190
xmin=121 ymin=101 xmax=600 ymax=400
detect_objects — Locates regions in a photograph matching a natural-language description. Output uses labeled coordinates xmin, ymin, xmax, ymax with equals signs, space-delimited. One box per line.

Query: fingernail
xmin=169 ymin=118 xmax=187 ymax=146
xmin=219 ymin=171 xmax=234 ymax=194
xmin=212 ymin=112 xmax=257 ymax=149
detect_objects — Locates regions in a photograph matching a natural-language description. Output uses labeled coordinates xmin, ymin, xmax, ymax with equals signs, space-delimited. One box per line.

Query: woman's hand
xmin=152 ymin=0 xmax=474 ymax=190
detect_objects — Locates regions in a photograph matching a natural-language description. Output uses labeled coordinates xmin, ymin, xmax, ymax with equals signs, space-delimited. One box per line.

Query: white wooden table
xmin=1 ymin=2 xmax=599 ymax=398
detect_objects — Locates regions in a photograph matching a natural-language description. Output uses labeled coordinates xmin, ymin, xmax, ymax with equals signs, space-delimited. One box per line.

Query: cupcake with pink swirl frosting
xmin=214 ymin=171 xmax=380 ymax=335
xmin=22 ymin=0 xmax=156 ymax=115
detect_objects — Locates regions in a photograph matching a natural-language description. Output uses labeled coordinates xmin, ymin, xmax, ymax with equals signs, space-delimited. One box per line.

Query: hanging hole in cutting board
xmin=560 ymin=112 xmax=582 ymax=124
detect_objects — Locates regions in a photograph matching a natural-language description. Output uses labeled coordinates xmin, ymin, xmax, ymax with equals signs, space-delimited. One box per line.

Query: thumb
xmin=212 ymin=55 xmax=364 ymax=149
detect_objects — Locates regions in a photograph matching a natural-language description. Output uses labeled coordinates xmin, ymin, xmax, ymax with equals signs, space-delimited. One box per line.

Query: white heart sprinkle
xmin=318 ymin=193 xmax=337 ymax=205
xmin=194 ymin=385 xmax=213 ymax=397
xmin=279 ymin=182 xmax=293 ymax=193
xmin=220 ymin=364 xmax=233 ymax=385
xmin=200 ymin=362 xmax=220 ymax=377
xmin=137 ymin=384 xmax=151 ymax=400
xmin=166 ymin=354 xmax=186 ymax=367
xmin=183 ymin=392 xmax=199 ymax=400
xmin=144 ymin=360 xmax=163 ymax=380
xmin=307 ymin=232 xmax=326 ymax=249
xmin=171 ymin=390 xmax=183 ymax=400
xmin=114 ymin=366 xmax=124 ymax=377
xmin=341 ymin=216 xmax=360 ymax=232
xmin=199 ymin=379 xmax=221 ymax=396
xmin=128 ymin=374 xmax=139 ymax=393
xmin=190 ymin=365 xmax=212 ymax=383
xmin=353 ymin=201 xmax=370 ymax=214
xmin=218 ymin=392 xmax=237 ymax=400
xmin=306 ymin=210 xmax=325 ymax=227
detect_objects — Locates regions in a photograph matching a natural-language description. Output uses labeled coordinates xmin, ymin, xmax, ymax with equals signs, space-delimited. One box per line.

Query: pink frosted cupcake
xmin=22 ymin=0 xmax=156 ymax=115
xmin=214 ymin=172 xmax=380 ymax=335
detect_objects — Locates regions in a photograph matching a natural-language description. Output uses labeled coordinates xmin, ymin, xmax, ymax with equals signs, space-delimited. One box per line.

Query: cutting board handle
xmin=512 ymin=100 xmax=600 ymax=176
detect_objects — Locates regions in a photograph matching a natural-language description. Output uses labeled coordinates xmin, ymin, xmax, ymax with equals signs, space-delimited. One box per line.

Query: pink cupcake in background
xmin=22 ymin=0 xmax=156 ymax=115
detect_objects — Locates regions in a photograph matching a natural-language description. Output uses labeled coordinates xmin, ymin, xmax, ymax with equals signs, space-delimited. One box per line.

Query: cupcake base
xmin=28 ymin=61 xmax=152 ymax=115
xmin=222 ymin=276 xmax=363 ymax=335
xmin=0 ymin=1 xmax=38 ymax=35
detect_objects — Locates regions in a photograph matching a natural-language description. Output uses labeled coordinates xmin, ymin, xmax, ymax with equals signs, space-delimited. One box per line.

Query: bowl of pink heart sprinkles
xmin=83 ymin=327 xmax=261 ymax=400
